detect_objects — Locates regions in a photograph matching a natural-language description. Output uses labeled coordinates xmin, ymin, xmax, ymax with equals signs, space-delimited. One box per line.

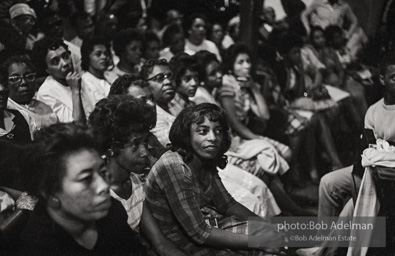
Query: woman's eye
xmin=198 ymin=129 xmax=207 ymax=135
xmin=215 ymin=129 xmax=223 ymax=135
xmin=99 ymin=169 xmax=111 ymax=181
xmin=81 ymin=175 xmax=93 ymax=183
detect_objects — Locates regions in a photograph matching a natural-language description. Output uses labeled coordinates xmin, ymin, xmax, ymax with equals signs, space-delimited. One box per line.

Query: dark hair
xmin=277 ymin=32 xmax=304 ymax=56
xmin=20 ymin=122 xmax=97 ymax=203
xmin=194 ymin=50 xmax=219 ymax=82
xmin=140 ymin=58 xmax=170 ymax=81
xmin=183 ymin=13 xmax=207 ymax=37
xmin=207 ymin=21 xmax=223 ymax=41
xmin=169 ymin=103 xmax=231 ymax=169
xmin=0 ymin=66 xmax=7 ymax=86
xmin=89 ymin=95 xmax=156 ymax=154
xmin=69 ymin=12 xmax=92 ymax=29
xmin=324 ymin=25 xmax=343 ymax=47
xmin=380 ymin=53 xmax=395 ymax=76
xmin=80 ymin=36 xmax=111 ymax=71
xmin=113 ymin=28 xmax=143 ymax=57
xmin=223 ymin=43 xmax=251 ymax=74
xmin=143 ymin=31 xmax=160 ymax=51
xmin=169 ymin=53 xmax=200 ymax=87
xmin=162 ymin=24 xmax=184 ymax=48
xmin=109 ymin=74 xmax=145 ymax=96
xmin=30 ymin=36 xmax=69 ymax=73
xmin=309 ymin=26 xmax=325 ymax=44
xmin=2 ymin=54 xmax=34 ymax=75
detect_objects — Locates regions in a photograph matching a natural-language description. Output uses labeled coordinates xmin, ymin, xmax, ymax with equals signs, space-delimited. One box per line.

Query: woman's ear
xmin=47 ymin=195 xmax=61 ymax=209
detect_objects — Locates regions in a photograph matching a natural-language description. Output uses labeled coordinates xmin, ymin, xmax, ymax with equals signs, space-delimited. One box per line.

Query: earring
xmin=106 ymin=148 xmax=115 ymax=158
xmin=48 ymin=196 xmax=61 ymax=209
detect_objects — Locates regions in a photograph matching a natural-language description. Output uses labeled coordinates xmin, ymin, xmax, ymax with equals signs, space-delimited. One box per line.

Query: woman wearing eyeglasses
xmin=0 ymin=66 xmax=31 ymax=145
xmin=4 ymin=54 xmax=58 ymax=139
xmin=140 ymin=59 xmax=176 ymax=147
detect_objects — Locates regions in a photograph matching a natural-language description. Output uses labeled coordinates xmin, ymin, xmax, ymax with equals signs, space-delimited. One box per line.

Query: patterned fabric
xmin=222 ymin=74 xmax=253 ymax=124
xmin=110 ymin=173 xmax=145 ymax=230
xmin=16 ymin=192 xmax=37 ymax=211
xmin=259 ymin=66 xmax=309 ymax=136
xmin=145 ymin=151 xmax=245 ymax=255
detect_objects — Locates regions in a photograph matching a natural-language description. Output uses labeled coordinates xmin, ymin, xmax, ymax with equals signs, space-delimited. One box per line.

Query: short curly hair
xmin=140 ymin=58 xmax=170 ymax=81
xmin=194 ymin=50 xmax=219 ymax=82
xmin=183 ymin=13 xmax=207 ymax=37
xmin=89 ymin=95 xmax=156 ymax=154
xmin=2 ymin=53 xmax=34 ymax=75
xmin=113 ymin=28 xmax=143 ymax=57
xmin=109 ymin=74 xmax=145 ymax=96
xmin=169 ymin=103 xmax=231 ymax=169
xmin=30 ymin=36 xmax=70 ymax=75
xmin=169 ymin=53 xmax=200 ymax=88
xmin=20 ymin=122 xmax=97 ymax=204
xmin=223 ymin=43 xmax=251 ymax=74
xmin=80 ymin=36 xmax=111 ymax=71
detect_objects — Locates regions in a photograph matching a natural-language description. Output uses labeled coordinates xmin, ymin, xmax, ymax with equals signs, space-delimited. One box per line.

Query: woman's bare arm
xmin=140 ymin=202 xmax=187 ymax=256
xmin=221 ymin=96 xmax=261 ymax=140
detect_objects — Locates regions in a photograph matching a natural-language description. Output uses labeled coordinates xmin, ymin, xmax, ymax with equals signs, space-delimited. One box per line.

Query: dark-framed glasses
xmin=146 ymin=72 xmax=173 ymax=83
xmin=8 ymin=73 xmax=36 ymax=85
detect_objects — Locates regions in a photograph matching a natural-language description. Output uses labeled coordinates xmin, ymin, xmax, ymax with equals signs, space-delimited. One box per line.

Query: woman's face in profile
xmin=205 ymin=60 xmax=222 ymax=88
xmin=190 ymin=117 xmax=223 ymax=160
xmin=178 ymin=69 xmax=199 ymax=97
xmin=89 ymin=44 xmax=111 ymax=72
xmin=54 ymin=149 xmax=111 ymax=222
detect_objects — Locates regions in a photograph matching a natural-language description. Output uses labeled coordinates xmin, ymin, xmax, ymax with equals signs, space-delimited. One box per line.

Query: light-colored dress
xmin=36 ymin=76 xmax=95 ymax=122
xmin=81 ymin=72 xmax=111 ymax=105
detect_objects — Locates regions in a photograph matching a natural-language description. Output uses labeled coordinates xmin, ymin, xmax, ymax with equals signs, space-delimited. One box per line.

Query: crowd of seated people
xmin=0 ymin=0 xmax=390 ymax=255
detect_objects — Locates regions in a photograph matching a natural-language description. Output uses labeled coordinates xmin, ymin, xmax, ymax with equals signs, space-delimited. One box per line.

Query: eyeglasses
xmin=8 ymin=73 xmax=36 ymax=85
xmin=146 ymin=72 xmax=173 ymax=83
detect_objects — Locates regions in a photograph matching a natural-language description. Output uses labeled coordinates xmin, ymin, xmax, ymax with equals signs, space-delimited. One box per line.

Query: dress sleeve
xmin=157 ymin=155 xmax=213 ymax=244
xmin=36 ymin=93 xmax=73 ymax=123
